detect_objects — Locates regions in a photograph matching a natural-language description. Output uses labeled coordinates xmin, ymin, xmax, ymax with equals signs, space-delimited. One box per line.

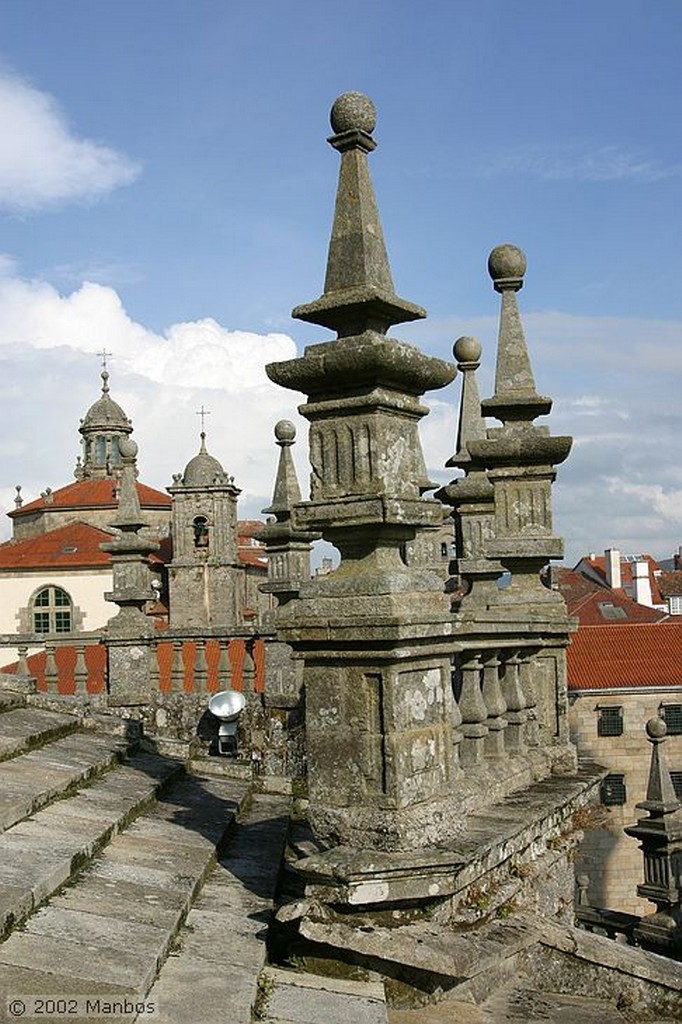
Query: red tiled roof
xmin=574 ymin=553 xmax=664 ymax=605
xmin=658 ymin=570 xmax=682 ymax=599
xmin=567 ymin=622 xmax=682 ymax=690
xmin=0 ymin=522 xmax=114 ymax=570
xmin=237 ymin=520 xmax=266 ymax=539
xmin=568 ymin=588 xmax=667 ymax=626
xmin=10 ymin=479 xmax=171 ymax=517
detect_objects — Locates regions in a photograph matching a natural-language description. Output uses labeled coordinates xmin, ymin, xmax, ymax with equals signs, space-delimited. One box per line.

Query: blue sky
xmin=0 ymin=0 xmax=681 ymax=567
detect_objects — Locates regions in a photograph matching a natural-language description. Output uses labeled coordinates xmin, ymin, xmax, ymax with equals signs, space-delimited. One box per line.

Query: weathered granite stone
xmin=267 ymin=92 xmax=459 ymax=851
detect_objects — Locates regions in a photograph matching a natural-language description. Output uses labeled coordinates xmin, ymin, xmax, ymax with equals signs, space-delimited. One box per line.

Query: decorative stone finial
xmin=330 ymin=92 xmax=377 ymax=135
xmin=453 ymin=335 xmax=482 ymax=365
xmin=119 ymin=436 xmax=138 ymax=460
xmin=646 ymin=716 xmax=667 ymax=741
xmin=274 ymin=419 xmax=296 ymax=444
xmin=14 ymin=484 xmax=22 ymax=509
xmin=101 ymin=369 xmax=110 ymax=393
xmin=290 ymin=91 xmax=425 ymax=335
xmin=488 ymin=244 xmax=527 ymax=292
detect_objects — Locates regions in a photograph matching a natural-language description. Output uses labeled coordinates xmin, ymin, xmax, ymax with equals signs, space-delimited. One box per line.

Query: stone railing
xmin=451 ymin=642 xmax=562 ymax=770
xmin=0 ymin=633 xmax=107 ymax=695
xmin=575 ymin=876 xmax=640 ymax=946
xmin=0 ymin=631 xmax=267 ymax=697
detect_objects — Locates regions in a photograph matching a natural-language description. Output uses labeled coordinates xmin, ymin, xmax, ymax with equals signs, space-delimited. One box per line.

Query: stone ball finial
xmin=275 ymin=419 xmax=296 ymax=443
xmin=453 ymin=336 xmax=482 ymax=364
xmin=488 ymin=244 xmax=527 ymax=292
xmin=646 ymin=717 xmax=667 ymax=741
xmin=118 ymin=436 xmax=138 ymax=460
xmin=330 ymin=92 xmax=376 ymax=135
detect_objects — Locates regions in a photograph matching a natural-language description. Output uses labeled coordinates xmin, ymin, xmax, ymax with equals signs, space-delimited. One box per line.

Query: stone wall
xmin=569 ymin=686 xmax=682 ymax=914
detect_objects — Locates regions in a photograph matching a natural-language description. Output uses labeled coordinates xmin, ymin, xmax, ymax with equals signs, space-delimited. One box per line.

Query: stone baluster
xmin=74 ymin=644 xmax=88 ymax=696
xmin=458 ymin=652 xmax=488 ymax=766
xmin=218 ymin=640 xmax=231 ymax=690
xmin=450 ymin=660 xmax=463 ymax=770
xmin=148 ymin=639 xmax=161 ymax=692
xmin=170 ymin=640 xmax=184 ymax=693
xmin=194 ymin=638 xmax=209 ymax=693
xmin=17 ymin=645 xmax=30 ymax=678
xmin=44 ymin=643 xmax=58 ymax=692
xmin=519 ymin=648 xmax=540 ymax=747
xmin=242 ymin=639 xmax=256 ymax=695
xmin=481 ymin=650 xmax=507 ymax=759
xmin=500 ymin=651 xmax=527 ymax=753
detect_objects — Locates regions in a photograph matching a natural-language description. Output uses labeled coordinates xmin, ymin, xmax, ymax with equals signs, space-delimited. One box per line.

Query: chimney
xmin=605 ymin=548 xmax=621 ymax=589
xmin=632 ymin=560 xmax=653 ymax=607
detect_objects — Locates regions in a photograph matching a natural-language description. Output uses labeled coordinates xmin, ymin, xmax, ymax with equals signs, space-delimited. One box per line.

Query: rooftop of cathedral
xmin=9 ymin=478 xmax=172 ymax=518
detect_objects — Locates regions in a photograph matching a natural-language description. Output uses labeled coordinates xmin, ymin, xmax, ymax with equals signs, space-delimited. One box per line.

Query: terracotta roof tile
xmin=11 ymin=479 xmax=171 ymax=517
xmin=567 ymin=621 xmax=682 ymax=690
xmin=658 ymin=570 xmax=682 ymax=599
xmin=0 ymin=522 xmax=114 ymax=570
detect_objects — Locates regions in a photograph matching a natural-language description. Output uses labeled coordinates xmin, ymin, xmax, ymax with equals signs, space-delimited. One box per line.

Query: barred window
xmin=661 ymin=705 xmax=682 ymax=735
xmin=601 ymin=774 xmax=627 ymax=806
xmin=597 ymin=706 xmax=623 ymax=737
xmin=32 ymin=587 xmax=72 ymax=634
xmin=670 ymin=772 xmax=682 ymax=802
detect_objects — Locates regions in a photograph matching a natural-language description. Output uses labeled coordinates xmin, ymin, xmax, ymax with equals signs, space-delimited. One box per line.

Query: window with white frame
xmin=32 ymin=586 xmax=72 ymax=634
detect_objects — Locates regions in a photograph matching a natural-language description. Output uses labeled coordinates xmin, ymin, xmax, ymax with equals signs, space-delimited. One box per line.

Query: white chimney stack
xmin=605 ymin=548 xmax=621 ymax=589
xmin=632 ymin=560 xmax=653 ymax=607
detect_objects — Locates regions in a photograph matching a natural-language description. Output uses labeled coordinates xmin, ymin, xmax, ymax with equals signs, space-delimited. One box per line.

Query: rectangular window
xmin=601 ymin=774 xmax=627 ymax=806
xmin=34 ymin=612 xmax=50 ymax=633
xmin=661 ymin=705 xmax=682 ymax=735
xmin=597 ymin=706 xmax=623 ymax=737
xmin=54 ymin=611 xmax=71 ymax=633
xmin=670 ymin=771 xmax=682 ymax=802
xmin=668 ymin=596 xmax=682 ymax=615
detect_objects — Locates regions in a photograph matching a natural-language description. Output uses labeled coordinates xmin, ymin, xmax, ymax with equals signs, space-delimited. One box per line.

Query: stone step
xmin=0 ymin=691 xmax=26 ymax=713
xmin=0 ymin=707 xmax=79 ymax=762
xmin=0 ymin=731 xmax=129 ymax=832
xmin=258 ymin=968 xmax=388 ymax=1024
xmin=0 ymin=751 xmax=183 ymax=938
xmin=142 ymin=792 xmax=290 ymax=1023
xmin=0 ymin=772 xmax=252 ymax=1012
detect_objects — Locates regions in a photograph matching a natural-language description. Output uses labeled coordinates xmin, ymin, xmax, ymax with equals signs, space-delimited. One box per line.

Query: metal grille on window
xmin=597 ymin=706 xmax=623 ymax=737
xmin=661 ymin=705 xmax=682 ymax=735
xmin=670 ymin=772 xmax=682 ymax=802
xmin=601 ymin=774 xmax=627 ymax=806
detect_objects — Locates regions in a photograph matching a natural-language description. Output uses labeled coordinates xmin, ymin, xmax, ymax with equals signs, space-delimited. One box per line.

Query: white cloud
xmin=490 ymin=143 xmax=680 ymax=183
xmin=0 ymin=74 xmax=140 ymax=211
xmin=1 ymin=266 xmax=681 ymax=571
xmin=0 ymin=268 xmax=304 ymax=540
xmin=411 ymin=309 xmax=682 ymax=566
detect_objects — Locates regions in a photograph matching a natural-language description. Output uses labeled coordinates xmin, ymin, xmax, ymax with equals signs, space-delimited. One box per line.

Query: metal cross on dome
xmin=98 ymin=348 xmax=113 ymax=370
xmin=196 ymin=405 xmax=211 ymax=434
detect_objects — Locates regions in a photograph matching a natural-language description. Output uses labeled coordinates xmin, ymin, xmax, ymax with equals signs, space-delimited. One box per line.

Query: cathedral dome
xmin=182 ymin=434 xmax=226 ymax=487
xmin=80 ymin=371 xmax=132 ymax=433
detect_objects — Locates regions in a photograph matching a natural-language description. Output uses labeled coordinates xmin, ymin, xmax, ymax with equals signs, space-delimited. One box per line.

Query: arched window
xmin=33 ymin=586 xmax=73 ymax=634
xmin=193 ymin=516 xmax=209 ymax=548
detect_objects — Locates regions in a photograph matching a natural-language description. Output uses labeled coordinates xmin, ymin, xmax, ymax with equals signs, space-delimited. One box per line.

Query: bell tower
xmin=167 ymin=429 xmax=241 ymax=628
